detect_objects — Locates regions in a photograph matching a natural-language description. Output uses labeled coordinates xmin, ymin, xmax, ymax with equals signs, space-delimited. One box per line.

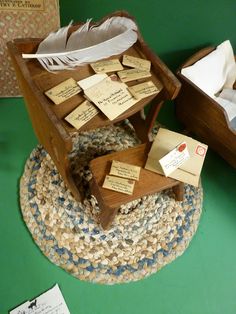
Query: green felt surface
xmin=1 ymin=1 xmax=236 ymax=313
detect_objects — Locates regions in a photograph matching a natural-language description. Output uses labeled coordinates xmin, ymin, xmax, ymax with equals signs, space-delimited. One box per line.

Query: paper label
xmin=90 ymin=59 xmax=123 ymax=73
xmin=84 ymin=77 xmax=137 ymax=120
xmin=0 ymin=0 xmax=45 ymax=11
xmin=10 ymin=284 xmax=70 ymax=314
xmin=102 ymin=175 xmax=135 ymax=195
xmin=117 ymin=68 xmax=151 ymax=82
xmin=45 ymin=78 xmax=81 ymax=105
xmin=122 ymin=55 xmax=151 ymax=71
xmin=159 ymin=142 xmax=190 ymax=176
xmin=128 ymin=81 xmax=160 ymax=99
xmin=65 ymin=100 xmax=99 ymax=129
xmin=78 ymin=73 xmax=108 ymax=90
xmin=110 ymin=160 xmax=141 ymax=181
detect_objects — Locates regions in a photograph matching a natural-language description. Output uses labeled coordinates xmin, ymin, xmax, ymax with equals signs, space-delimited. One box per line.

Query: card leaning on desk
xmin=145 ymin=128 xmax=208 ymax=187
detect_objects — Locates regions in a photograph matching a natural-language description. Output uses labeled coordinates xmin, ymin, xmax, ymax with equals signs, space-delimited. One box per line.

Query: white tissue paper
xmin=181 ymin=40 xmax=236 ymax=128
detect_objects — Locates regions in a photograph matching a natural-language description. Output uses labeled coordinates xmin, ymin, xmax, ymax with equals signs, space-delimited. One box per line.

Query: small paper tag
xmin=10 ymin=284 xmax=70 ymax=314
xmin=64 ymin=100 xmax=99 ymax=129
xmin=117 ymin=68 xmax=151 ymax=82
xmin=128 ymin=81 xmax=160 ymax=99
xmin=159 ymin=142 xmax=190 ymax=176
xmin=90 ymin=59 xmax=123 ymax=73
xmin=110 ymin=160 xmax=141 ymax=181
xmin=45 ymin=78 xmax=81 ymax=105
xmin=102 ymin=175 xmax=135 ymax=195
xmin=122 ymin=55 xmax=151 ymax=71
xmin=78 ymin=73 xmax=108 ymax=90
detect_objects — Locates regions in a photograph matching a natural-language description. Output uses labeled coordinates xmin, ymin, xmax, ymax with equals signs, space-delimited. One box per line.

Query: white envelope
xmin=145 ymin=128 xmax=208 ymax=186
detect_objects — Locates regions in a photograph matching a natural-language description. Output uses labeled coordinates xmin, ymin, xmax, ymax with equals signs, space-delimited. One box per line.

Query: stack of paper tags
xmin=145 ymin=128 xmax=208 ymax=187
xmin=44 ymin=54 xmax=162 ymax=130
xmin=102 ymin=160 xmax=141 ymax=195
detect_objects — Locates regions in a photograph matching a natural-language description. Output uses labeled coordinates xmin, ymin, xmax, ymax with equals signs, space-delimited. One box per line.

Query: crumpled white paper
xmin=181 ymin=40 xmax=236 ymax=127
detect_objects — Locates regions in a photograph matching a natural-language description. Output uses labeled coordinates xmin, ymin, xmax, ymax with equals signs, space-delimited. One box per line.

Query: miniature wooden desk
xmin=89 ymin=143 xmax=184 ymax=230
xmin=7 ymin=11 xmax=181 ymax=202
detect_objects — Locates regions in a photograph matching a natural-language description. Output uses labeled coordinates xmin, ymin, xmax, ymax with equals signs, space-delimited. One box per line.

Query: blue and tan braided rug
xmin=20 ymin=121 xmax=203 ymax=284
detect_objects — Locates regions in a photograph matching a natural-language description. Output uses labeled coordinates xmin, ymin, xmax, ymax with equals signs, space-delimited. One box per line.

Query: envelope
xmin=145 ymin=128 xmax=208 ymax=186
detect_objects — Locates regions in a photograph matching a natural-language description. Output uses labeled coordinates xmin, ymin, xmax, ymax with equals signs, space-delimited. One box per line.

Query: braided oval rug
xmin=20 ymin=121 xmax=203 ymax=284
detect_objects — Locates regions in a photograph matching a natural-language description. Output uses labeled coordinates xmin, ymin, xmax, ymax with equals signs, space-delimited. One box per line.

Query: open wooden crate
xmin=8 ymin=11 xmax=181 ymax=201
xmin=176 ymin=47 xmax=236 ymax=168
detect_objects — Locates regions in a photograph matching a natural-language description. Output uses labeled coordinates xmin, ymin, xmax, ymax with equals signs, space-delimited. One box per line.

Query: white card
xmin=84 ymin=76 xmax=137 ymax=120
xmin=159 ymin=142 xmax=190 ymax=176
xmin=78 ymin=73 xmax=108 ymax=90
xmin=10 ymin=284 xmax=70 ymax=314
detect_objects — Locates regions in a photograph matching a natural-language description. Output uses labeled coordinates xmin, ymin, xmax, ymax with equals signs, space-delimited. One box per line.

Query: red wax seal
xmin=178 ymin=143 xmax=186 ymax=152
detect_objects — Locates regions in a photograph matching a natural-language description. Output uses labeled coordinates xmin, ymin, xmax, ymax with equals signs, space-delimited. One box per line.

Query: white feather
xmin=22 ymin=16 xmax=138 ymax=72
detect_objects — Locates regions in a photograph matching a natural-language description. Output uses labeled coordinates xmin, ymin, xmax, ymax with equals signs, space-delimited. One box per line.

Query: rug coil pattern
xmin=20 ymin=122 xmax=203 ymax=284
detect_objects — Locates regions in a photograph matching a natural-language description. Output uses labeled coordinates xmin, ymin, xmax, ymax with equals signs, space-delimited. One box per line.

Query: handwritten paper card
xmin=110 ymin=160 xmax=141 ymax=180
xmin=123 ymin=55 xmax=151 ymax=71
xmin=90 ymin=59 xmax=123 ymax=73
xmin=159 ymin=142 xmax=190 ymax=176
xmin=145 ymin=128 xmax=208 ymax=187
xmin=84 ymin=77 xmax=137 ymax=120
xmin=65 ymin=100 xmax=99 ymax=129
xmin=10 ymin=284 xmax=70 ymax=314
xmin=102 ymin=175 xmax=135 ymax=195
xmin=128 ymin=81 xmax=160 ymax=99
xmin=44 ymin=78 xmax=81 ymax=105
xmin=78 ymin=73 xmax=108 ymax=90
xmin=117 ymin=68 xmax=151 ymax=83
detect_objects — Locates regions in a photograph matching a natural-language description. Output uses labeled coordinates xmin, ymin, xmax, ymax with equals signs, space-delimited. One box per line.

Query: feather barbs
xmin=22 ymin=16 xmax=138 ymax=72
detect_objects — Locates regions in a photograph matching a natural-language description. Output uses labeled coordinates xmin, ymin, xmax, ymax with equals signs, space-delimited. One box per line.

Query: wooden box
xmin=7 ymin=11 xmax=181 ymax=201
xmin=175 ymin=47 xmax=236 ymax=168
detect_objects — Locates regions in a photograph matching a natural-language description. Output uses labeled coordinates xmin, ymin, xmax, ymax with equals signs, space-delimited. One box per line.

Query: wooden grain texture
xmin=7 ymin=11 xmax=181 ymax=201
xmin=175 ymin=46 xmax=236 ymax=168
xmin=89 ymin=143 xmax=183 ymax=230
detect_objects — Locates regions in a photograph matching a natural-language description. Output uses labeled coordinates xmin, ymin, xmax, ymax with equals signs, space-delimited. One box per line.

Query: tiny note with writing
xmin=65 ymin=100 xmax=99 ymax=129
xmin=122 ymin=55 xmax=151 ymax=71
xmin=90 ymin=59 xmax=123 ymax=73
xmin=45 ymin=78 xmax=81 ymax=105
xmin=102 ymin=175 xmax=135 ymax=195
xmin=128 ymin=81 xmax=160 ymax=99
xmin=10 ymin=284 xmax=70 ymax=314
xmin=84 ymin=76 xmax=137 ymax=120
xmin=159 ymin=142 xmax=190 ymax=176
xmin=117 ymin=68 xmax=151 ymax=83
xmin=110 ymin=160 xmax=141 ymax=181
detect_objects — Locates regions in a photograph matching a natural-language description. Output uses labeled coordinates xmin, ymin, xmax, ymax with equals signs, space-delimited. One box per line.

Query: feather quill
xmin=22 ymin=16 xmax=138 ymax=72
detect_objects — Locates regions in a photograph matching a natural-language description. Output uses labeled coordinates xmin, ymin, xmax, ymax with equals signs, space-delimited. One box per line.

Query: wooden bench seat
xmin=89 ymin=143 xmax=184 ymax=229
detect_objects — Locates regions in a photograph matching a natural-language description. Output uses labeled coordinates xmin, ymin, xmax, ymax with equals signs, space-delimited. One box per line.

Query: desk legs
xmin=172 ymin=183 xmax=184 ymax=201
